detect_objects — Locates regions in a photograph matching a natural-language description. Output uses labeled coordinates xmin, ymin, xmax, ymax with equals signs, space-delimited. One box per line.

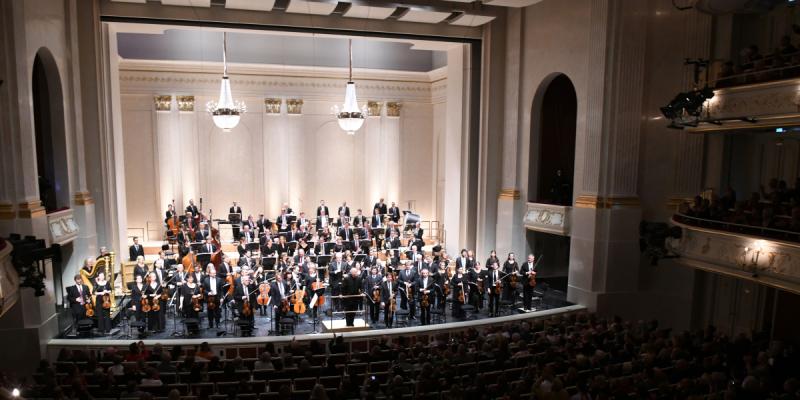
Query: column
xmin=286 ymin=99 xmax=304 ymax=213
xmin=178 ymin=99 xmax=198 ymax=209
xmin=363 ymin=102 xmax=383 ymax=209
xmin=384 ymin=103 xmax=401 ymax=205
xmin=154 ymin=95 xmax=175 ymax=214
xmin=442 ymin=46 xmax=466 ymax=255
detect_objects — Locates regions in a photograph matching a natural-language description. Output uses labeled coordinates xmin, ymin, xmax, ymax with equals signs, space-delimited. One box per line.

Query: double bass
xmin=166 ymin=199 xmax=179 ymax=239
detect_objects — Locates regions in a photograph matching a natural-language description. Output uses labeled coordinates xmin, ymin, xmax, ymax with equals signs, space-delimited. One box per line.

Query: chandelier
xmin=333 ymin=39 xmax=367 ymax=135
xmin=207 ymin=32 xmax=246 ymax=132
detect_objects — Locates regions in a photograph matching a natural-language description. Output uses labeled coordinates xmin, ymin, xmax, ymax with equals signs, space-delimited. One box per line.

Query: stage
xmin=56 ymin=288 xmax=571 ymax=342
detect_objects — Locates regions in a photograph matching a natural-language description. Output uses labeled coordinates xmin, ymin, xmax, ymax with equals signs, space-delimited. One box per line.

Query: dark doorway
xmin=525 ymin=230 xmax=570 ymax=292
xmin=32 ymin=49 xmax=69 ymax=212
xmin=529 ymin=74 xmax=577 ymax=205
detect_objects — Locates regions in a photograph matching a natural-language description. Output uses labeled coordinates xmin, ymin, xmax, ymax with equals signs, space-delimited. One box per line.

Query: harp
xmin=80 ymin=252 xmax=116 ymax=312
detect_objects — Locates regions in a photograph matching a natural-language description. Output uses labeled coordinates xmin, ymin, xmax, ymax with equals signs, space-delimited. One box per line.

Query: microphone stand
xmin=117 ymin=293 xmax=132 ymax=339
xmin=169 ymin=289 xmax=184 ymax=337
xmin=219 ymin=291 xmax=231 ymax=336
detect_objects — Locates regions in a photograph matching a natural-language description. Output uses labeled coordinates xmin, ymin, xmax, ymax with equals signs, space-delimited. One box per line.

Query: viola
xmin=458 ymin=280 xmax=466 ymax=304
xmin=192 ymin=287 xmax=202 ymax=312
xmin=280 ymin=298 xmax=290 ymax=314
xmin=372 ymin=286 xmax=381 ymax=303
xmin=207 ymin=293 xmax=217 ymax=310
xmin=242 ymin=298 xmax=252 ymax=317
xmin=102 ymin=292 xmax=112 ymax=310
xmin=161 ymin=285 xmax=170 ymax=302
xmin=84 ymin=294 xmax=95 ymax=317
xmin=151 ymin=293 xmax=161 ymax=312
xmin=421 ymin=290 xmax=429 ymax=308
xmin=141 ymin=296 xmax=151 ymax=313
xmin=443 ymin=281 xmax=450 ymax=296
xmin=257 ymin=282 xmax=270 ymax=306
xmin=528 ymin=271 xmax=537 ymax=287
xmin=293 ymin=286 xmax=307 ymax=314
xmin=494 ymin=278 xmax=502 ymax=295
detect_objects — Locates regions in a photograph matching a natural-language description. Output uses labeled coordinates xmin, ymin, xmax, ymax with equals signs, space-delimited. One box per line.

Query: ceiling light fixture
xmin=334 ymin=39 xmax=367 ymax=135
xmin=207 ymin=32 xmax=246 ymax=132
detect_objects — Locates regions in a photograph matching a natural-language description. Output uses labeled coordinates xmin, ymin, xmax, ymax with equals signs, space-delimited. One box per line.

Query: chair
xmin=290 ymin=390 xmax=310 ymax=400
xmin=370 ymin=361 xmax=390 ymax=373
xmin=166 ymin=383 xmax=188 ymax=395
xmin=268 ymin=378 xmax=291 ymax=392
xmin=252 ymin=369 xmax=273 ymax=381
xmin=160 ymin=372 xmax=177 ymax=384
xmin=190 ymin=382 xmax=214 ymax=396
xmin=216 ymin=381 xmax=239 ymax=395
xmin=250 ymin=380 xmax=267 ymax=394
xmin=394 ymin=309 xmax=409 ymax=327
xmin=293 ymin=377 xmax=317 ymax=391
xmin=319 ymin=375 xmax=341 ymax=390
xmin=279 ymin=317 xmax=295 ymax=335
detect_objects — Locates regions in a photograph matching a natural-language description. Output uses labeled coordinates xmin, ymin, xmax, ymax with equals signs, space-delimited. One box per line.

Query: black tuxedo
xmin=520 ymin=261 xmax=536 ymax=310
xmin=456 ymin=256 xmax=473 ymax=271
xmin=315 ymin=216 xmax=330 ymax=231
xmin=341 ymin=274 xmax=363 ymax=326
xmin=338 ymin=206 xmax=350 ymax=217
xmin=398 ymin=269 xmax=417 ymax=317
xmin=270 ymin=281 xmax=291 ymax=332
xmin=67 ymin=284 xmax=91 ymax=321
xmin=374 ymin=202 xmax=388 ymax=216
xmin=276 ymin=214 xmax=291 ymax=232
xmin=416 ymin=276 xmax=434 ymax=325
xmin=371 ymin=215 xmax=382 ymax=228
xmin=257 ymin=217 xmax=271 ymax=232
xmin=233 ymin=282 xmax=257 ymax=322
xmin=381 ymin=280 xmax=397 ymax=327
xmin=338 ymin=227 xmax=353 ymax=241
xmin=229 ymin=206 xmax=242 ymax=215
xmin=317 ymin=205 xmax=330 ymax=217
xmin=186 ymin=204 xmax=199 ymax=216
xmin=485 ymin=268 xmax=502 ymax=315
xmin=200 ymin=243 xmax=217 ymax=254
xmin=129 ymin=244 xmax=145 ymax=261
xmin=240 ymin=230 xmax=255 ymax=243
xmin=352 ymin=215 xmax=366 ymax=227
xmin=388 ymin=206 xmax=400 ymax=222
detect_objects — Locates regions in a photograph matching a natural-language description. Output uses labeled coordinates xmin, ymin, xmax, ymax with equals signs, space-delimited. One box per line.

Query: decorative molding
xmin=0 ymin=203 xmax=14 ymax=220
xmin=47 ymin=208 xmax=79 ymax=245
xmin=386 ymin=102 xmax=402 ymax=117
xmin=264 ymin=98 xmax=282 ymax=114
xmin=367 ymin=101 xmax=383 ymax=116
xmin=286 ymin=99 xmax=304 ymax=115
xmin=73 ymin=191 xmax=94 ymax=206
xmin=176 ymin=95 xmax=195 ymax=112
xmin=524 ymin=202 xmax=571 ymax=236
xmin=498 ymin=188 xmax=520 ymax=200
xmin=574 ymin=195 xmax=640 ymax=209
xmin=669 ymin=219 xmax=800 ymax=294
xmin=17 ymin=200 xmax=45 ymax=218
xmin=154 ymin=95 xmax=172 ymax=111
xmin=706 ymin=78 xmax=800 ymax=121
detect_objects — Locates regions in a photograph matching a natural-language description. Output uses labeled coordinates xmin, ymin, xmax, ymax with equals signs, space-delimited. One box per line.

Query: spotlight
xmin=12 ymin=388 xmax=20 ymax=397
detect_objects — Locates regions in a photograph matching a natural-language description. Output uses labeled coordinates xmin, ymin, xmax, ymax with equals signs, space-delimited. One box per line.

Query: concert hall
xmin=1 ymin=0 xmax=800 ymax=398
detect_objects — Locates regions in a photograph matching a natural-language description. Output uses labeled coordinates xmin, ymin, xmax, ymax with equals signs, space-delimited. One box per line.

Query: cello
xmin=311 ymin=280 xmax=326 ymax=308
xmin=257 ymin=282 xmax=271 ymax=306
xmin=292 ymin=285 xmax=307 ymax=314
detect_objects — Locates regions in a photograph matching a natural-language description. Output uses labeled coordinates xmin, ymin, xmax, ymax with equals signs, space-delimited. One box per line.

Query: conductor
xmin=341 ymin=267 xmax=363 ymax=327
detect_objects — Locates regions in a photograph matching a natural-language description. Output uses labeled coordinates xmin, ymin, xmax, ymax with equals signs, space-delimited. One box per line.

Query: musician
xmin=277 ymin=235 xmax=290 ymax=256
xmin=374 ymin=198 xmax=388 ymax=216
xmin=96 ymin=246 xmax=111 ymax=260
xmin=186 ymin=199 xmax=199 ymax=217
xmin=381 ymin=273 xmax=397 ymax=328
xmin=352 ymin=209 xmax=366 ymax=228
xmin=450 ymin=267 xmax=468 ymax=319
xmin=203 ymin=264 xmax=223 ymax=329
xmin=201 ymin=237 xmax=217 ymax=255
xmin=256 ymin=213 xmax=271 ymax=233
xmin=67 ymin=274 xmax=91 ymax=328
xmin=388 ymin=201 xmax=400 ymax=223
xmin=503 ymin=253 xmax=518 ymax=301
xmin=132 ymin=256 xmax=148 ymax=280
xmin=432 ymin=259 xmax=447 ymax=309
xmin=316 ymin=210 xmax=330 ymax=232
xmin=270 ymin=272 xmax=291 ymax=334
xmin=365 ymin=266 xmax=382 ymax=325
xmin=286 ymin=224 xmax=302 ymax=243
xmin=241 ymin=224 xmax=255 ymax=244
xmin=296 ymin=238 xmax=312 ymax=257
xmin=412 ymin=253 xmax=429 ymax=275
xmin=230 ymin=202 xmax=243 ymax=239
xmin=485 ymin=261 xmax=502 ymax=317
xmin=261 ymin=238 xmax=278 ymax=257
xmin=143 ymin=271 xmax=164 ymax=332
xmin=129 ymin=236 xmax=145 ymax=261
xmin=329 ymin=253 xmax=347 ymax=311
xmin=351 ymin=233 xmax=368 ymax=255
xmin=81 ymin=257 xmax=95 ymax=275
xmin=456 ymin=249 xmax=472 ymax=271
xmin=297 ymin=211 xmax=310 ymax=230
xmin=234 ymin=274 xmax=257 ymax=326
xmin=183 ymin=212 xmax=196 ymax=232
xmin=333 ymin=237 xmax=347 ymax=254
xmin=305 ymin=265 xmax=325 ymax=319
xmin=366 ymin=248 xmax=379 ymax=268
xmin=243 ymin=214 xmax=257 ymax=231
xmin=276 ymin=209 xmax=291 ymax=233
xmin=521 ymin=254 xmax=537 ymax=311
xmin=165 ymin=203 xmax=176 ymax=224
xmin=182 ymin=274 xmax=202 ymax=319
xmin=342 ymin=267 xmax=363 ymax=327
xmin=239 ymin=250 xmax=255 ymax=269
xmin=411 ymin=222 xmax=424 ymax=241
xmin=317 ymin=200 xmax=330 ymax=217
xmin=191 ymin=265 xmax=204 ymax=289
xmin=173 ymin=263 xmax=187 ymax=287
xmin=152 ymin=258 xmax=168 ymax=285
xmin=398 ymin=262 xmax=417 ymax=320
xmin=237 ymin=237 xmax=247 ymax=257
xmin=196 ymin=222 xmax=212 ymax=242
xmin=281 ymin=202 xmax=294 ymax=215
xmin=467 ymin=261 xmax=484 ymax=311
xmin=130 ymin=274 xmax=146 ymax=323
xmin=338 ymin=221 xmax=354 ymax=243
xmin=417 ymin=268 xmax=434 ymax=325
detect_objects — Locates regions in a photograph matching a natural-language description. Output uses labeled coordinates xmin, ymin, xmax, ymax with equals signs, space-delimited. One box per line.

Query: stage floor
xmin=61 ymin=291 xmax=570 ymax=341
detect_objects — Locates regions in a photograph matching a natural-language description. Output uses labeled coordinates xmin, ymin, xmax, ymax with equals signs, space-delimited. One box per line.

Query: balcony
xmin=47 ymin=208 xmax=79 ymax=245
xmin=524 ymin=202 xmax=571 ymax=236
xmin=669 ymin=214 xmax=800 ymax=294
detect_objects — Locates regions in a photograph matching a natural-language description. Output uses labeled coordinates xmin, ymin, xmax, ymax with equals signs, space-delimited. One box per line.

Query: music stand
xmin=261 ymin=256 xmax=277 ymax=272
xmin=288 ymin=241 xmax=298 ymax=253
xmin=246 ymin=242 xmax=259 ymax=252
xmin=354 ymin=254 xmax=366 ymax=264
xmin=190 ymin=242 xmax=204 ymax=253
xmin=228 ymin=213 xmax=242 ymax=224
xmin=196 ymin=253 xmax=211 ymax=268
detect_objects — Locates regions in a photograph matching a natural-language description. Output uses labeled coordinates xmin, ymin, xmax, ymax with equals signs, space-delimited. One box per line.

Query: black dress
xmin=93 ymin=280 xmax=112 ymax=333
xmin=182 ymin=283 xmax=202 ymax=319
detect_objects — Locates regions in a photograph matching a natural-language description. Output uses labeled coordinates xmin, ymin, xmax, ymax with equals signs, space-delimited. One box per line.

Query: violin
xmin=161 ymin=285 xmax=170 ymax=302
xmin=226 ymin=273 xmax=237 ymax=297
xmin=293 ymin=285 xmax=307 ymax=314
xmin=242 ymin=298 xmax=252 ymax=317
xmin=192 ymin=287 xmax=203 ymax=312
xmin=102 ymin=288 xmax=112 ymax=310
xmin=405 ymin=282 xmax=414 ymax=301
xmin=257 ymin=282 xmax=270 ymax=306
xmin=151 ymin=286 xmax=161 ymax=312
xmin=528 ymin=270 xmax=537 ymax=287
xmin=372 ymin=286 xmax=381 ymax=303
xmin=206 ymin=292 xmax=217 ymax=310
xmin=84 ymin=294 xmax=95 ymax=317
xmin=443 ymin=281 xmax=450 ymax=296
xmin=141 ymin=296 xmax=151 ymax=313
xmin=494 ymin=278 xmax=503 ymax=295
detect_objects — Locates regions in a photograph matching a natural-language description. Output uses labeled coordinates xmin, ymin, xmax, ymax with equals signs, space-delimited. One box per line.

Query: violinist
xmin=485 ymin=261 xmax=502 ymax=317
xmin=333 ymin=237 xmax=346 ymax=254
xmin=130 ymin=274 xmax=146 ymax=322
xmin=398 ymin=262 xmax=417 ymax=320
xmin=296 ymin=238 xmax=311 ymax=256
xmin=450 ymin=266 xmax=468 ymax=320
xmin=305 ymin=265 xmax=325 ymax=319
xmin=432 ymin=257 xmax=447 ymax=309
xmin=182 ymin=274 xmax=202 ymax=319
xmin=173 ymin=263 xmax=187 ymax=286
xmin=93 ymin=271 xmax=112 ymax=334
xmin=366 ymin=248 xmax=379 ymax=268
xmin=67 ymin=274 xmax=90 ymax=329
xmin=239 ymin=250 xmax=255 ymax=269
xmin=240 ymin=224 xmax=255 ymax=244
xmin=286 ymin=223 xmax=301 ymax=243
xmin=217 ymin=255 xmax=233 ymax=279
xmin=365 ymin=265 xmax=382 ymax=325
xmin=277 ymin=209 xmax=291 ymax=233
xmin=456 ymin=249 xmax=472 ymax=271
xmin=152 ymin=258 xmax=167 ymax=285
xmin=144 ymin=271 xmax=165 ymax=332
xmin=261 ymin=237 xmax=278 ymax=258
xmin=352 ymin=208 xmax=366 ymax=228
xmin=503 ymin=252 xmax=519 ymax=302
xmin=191 ymin=264 xmax=204 ymax=288
xmin=242 ymin=214 xmax=257 ymax=232
xmin=315 ymin=209 xmax=329 ymax=232
xmin=416 ymin=268 xmax=434 ymax=325
xmin=202 ymin=264 xmax=223 ymax=329
xmin=380 ymin=273 xmax=398 ymax=328
xmin=165 ymin=203 xmax=176 ymax=224
xmin=468 ymin=261 xmax=484 ymax=311
xmin=270 ymin=272 xmax=291 ymax=334
xmin=133 ymin=256 xmax=148 ymax=280
xmin=520 ymin=254 xmax=537 ymax=311
xmin=352 ymin=233 xmax=368 ymax=255
xmin=276 ymin=235 xmax=290 ymax=257
xmin=186 ymin=199 xmax=199 ymax=217
xmin=237 ymin=237 xmax=247 ymax=257
xmin=388 ymin=201 xmax=400 ymax=223
xmin=200 ymin=236 xmax=216 ymax=255
xmin=486 ymin=250 xmax=500 ymax=274
xmin=329 ymin=253 xmax=346 ymax=311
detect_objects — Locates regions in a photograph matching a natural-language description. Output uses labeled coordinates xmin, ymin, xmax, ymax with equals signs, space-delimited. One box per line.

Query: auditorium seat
xmin=268 ymin=378 xmax=291 ymax=392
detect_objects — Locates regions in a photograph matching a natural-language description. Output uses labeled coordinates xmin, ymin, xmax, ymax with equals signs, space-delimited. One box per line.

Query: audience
xmin=716 ymin=34 xmax=800 ymax=88
xmin=3 ymin=313 xmax=798 ymax=400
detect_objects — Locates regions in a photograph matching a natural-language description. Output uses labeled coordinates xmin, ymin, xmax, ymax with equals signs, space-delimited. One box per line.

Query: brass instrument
xmin=80 ymin=252 xmax=116 ymax=312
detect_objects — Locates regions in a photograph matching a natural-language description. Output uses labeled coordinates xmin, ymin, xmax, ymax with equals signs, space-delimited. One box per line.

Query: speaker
xmin=77 ymin=319 xmax=94 ymax=337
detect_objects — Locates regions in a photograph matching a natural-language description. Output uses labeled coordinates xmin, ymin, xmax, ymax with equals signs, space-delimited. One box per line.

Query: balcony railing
xmin=524 ymin=203 xmax=571 ymax=236
xmin=669 ymin=214 xmax=800 ymax=294
xmin=46 ymin=208 xmax=78 ymax=245
xmin=672 ymin=213 xmax=800 ymax=243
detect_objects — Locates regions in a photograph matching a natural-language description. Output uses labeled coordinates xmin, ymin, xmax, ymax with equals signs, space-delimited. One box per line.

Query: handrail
xmin=672 ymin=213 xmax=800 ymax=242
xmin=712 ymin=61 xmax=800 ymax=87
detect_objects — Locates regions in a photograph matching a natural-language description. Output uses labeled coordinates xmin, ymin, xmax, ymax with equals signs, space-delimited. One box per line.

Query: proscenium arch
xmin=32 ymin=47 xmax=70 ymax=212
xmin=528 ymin=73 xmax=577 ymax=205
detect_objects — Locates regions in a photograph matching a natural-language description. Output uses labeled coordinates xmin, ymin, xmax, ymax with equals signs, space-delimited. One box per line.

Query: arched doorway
xmin=525 ymin=73 xmax=577 ymax=295
xmin=32 ymin=48 xmax=69 ymax=212
xmin=528 ymin=73 xmax=577 ymax=205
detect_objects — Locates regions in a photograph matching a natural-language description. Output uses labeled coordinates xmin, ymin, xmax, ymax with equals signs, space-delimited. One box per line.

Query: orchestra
xmin=66 ymin=197 xmax=543 ymax=337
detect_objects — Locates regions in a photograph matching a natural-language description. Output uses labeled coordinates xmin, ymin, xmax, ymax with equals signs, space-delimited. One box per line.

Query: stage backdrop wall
xmin=118 ymin=60 xmax=446 ymax=242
